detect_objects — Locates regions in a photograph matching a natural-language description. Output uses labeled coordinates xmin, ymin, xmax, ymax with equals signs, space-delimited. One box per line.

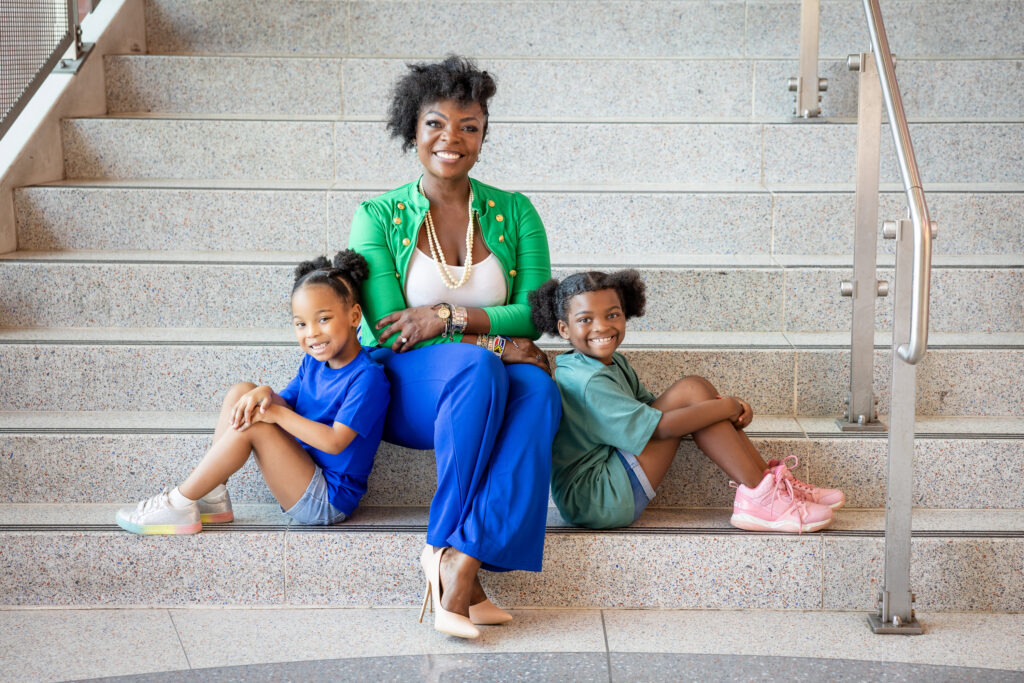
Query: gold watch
xmin=433 ymin=303 xmax=454 ymax=339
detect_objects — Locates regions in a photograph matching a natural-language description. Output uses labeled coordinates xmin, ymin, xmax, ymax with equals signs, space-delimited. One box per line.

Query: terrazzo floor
xmin=2 ymin=608 xmax=1021 ymax=682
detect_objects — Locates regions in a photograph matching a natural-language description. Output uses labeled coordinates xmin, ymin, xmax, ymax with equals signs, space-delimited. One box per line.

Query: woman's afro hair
xmin=292 ymin=249 xmax=370 ymax=306
xmin=386 ymin=55 xmax=497 ymax=152
xmin=528 ymin=270 xmax=646 ymax=337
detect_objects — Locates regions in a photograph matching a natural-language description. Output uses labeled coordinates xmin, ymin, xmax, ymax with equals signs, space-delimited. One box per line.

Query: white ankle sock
xmin=207 ymin=483 xmax=227 ymax=497
xmin=168 ymin=487 xmax=196 ymax=508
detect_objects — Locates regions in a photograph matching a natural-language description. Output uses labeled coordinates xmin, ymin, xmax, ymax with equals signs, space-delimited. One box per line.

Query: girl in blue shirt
xmin=116 ymin=250 xmax=390 ymax=534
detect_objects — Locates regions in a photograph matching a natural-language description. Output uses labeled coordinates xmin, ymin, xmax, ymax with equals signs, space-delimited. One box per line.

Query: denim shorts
xmin=615 ymin=449 xmax=657 ymax=524
xmin=284 ymin=465 xmax=347 ymax=526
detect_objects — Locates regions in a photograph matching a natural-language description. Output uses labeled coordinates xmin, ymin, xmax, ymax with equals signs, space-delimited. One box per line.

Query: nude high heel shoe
xmin=469 ymin=599 xmax=513 ymax=625
xmin=418 ymin=545 xmax=480 ymax=639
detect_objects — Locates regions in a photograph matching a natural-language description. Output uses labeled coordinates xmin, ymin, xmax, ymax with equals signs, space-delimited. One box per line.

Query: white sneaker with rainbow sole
xmin=115 ymin=488 xmax=202 ymax=535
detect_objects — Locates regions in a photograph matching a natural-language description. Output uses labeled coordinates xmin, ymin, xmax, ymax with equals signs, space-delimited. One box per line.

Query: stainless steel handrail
xmin=861 ymin=0 xmax=932 ymax=364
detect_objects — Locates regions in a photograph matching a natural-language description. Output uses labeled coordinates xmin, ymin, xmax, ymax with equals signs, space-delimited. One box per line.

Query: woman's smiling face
xmin=415 ymin=99 xmax=486 ymax=182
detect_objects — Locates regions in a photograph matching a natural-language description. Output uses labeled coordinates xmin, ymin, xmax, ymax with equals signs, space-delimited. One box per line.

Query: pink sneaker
xmin=730 ymin=470 xmax=833 ymax=533
xmin=768 ymin=456 xmax=845 ymax=509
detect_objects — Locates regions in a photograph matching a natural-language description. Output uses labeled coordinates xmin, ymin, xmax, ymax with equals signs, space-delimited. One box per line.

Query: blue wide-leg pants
xmin=369 ymin=344 xmax=561 ymax=572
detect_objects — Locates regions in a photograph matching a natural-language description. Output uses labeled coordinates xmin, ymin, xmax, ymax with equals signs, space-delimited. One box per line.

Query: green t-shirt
xmin=550 ymin=351 xmax=662 ymax=529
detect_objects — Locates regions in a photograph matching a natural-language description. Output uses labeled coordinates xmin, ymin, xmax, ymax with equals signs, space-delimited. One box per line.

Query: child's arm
xmin=652 ymin=397 xmax=744 ymax=440
xmin=231 ymin=386 xmax=359 ymax=455
xmin=255 ymin=404 xmax=358 ymax=455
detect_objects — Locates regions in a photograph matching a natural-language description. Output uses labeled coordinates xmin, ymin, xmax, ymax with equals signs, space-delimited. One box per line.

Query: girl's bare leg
xmin=641 ymin=376 xmax=768 ymax=489
xmin=178 ymin=382 xmax=316 ymax=508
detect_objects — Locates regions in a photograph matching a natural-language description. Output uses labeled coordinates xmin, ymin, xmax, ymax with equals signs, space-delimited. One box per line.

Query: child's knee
xmin=664 ymin=375 xmax=718 ymax=406
xmin=224 ymin=382 xmax=257 ymax=404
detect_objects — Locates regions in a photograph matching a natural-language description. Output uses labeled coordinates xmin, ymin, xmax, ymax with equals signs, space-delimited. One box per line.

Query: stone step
xmin=15 ymin=183 xmax=1024 ymax=257
xmin=61 ymin=118 xmax=1024 ymax=185
xmin=1 ymin=252 xmax=1020 ymax=334
xmin=143 ymin=0 xmax=1024 ymax=59
xmin=103 ymin=55 xmax=1024 ymax=120
xmin=1 ymin=505 xmax=1020 ymax=610
xmin=1 ymin=412 xmax=1021 ymax=509
xmin=0 ymin=329 xmax=1020 ymax=416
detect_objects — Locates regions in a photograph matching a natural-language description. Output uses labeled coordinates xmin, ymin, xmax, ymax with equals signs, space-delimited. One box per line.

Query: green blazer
xmin=347 ymin=177 xmax=552 ymax=348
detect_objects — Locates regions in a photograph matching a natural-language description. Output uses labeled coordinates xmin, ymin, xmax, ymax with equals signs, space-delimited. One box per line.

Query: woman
xmin=347 ymin=56 xmax=561 ymax=640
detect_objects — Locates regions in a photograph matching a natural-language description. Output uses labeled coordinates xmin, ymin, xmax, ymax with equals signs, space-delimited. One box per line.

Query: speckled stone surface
xmin=0 ymin=262 xmax=298 ymax=327
xmin=172 ymin=608 xmax=605 ymax=667
xmin=772 ymin=192 xmax=1024 ymax=257
xmin=0 ymin=261 xmax=793 ymax=331
xmin=620 ymin=349 xmax=797 ymax=415
xmin=362 ymin=443 xmax=437 ymax=506
xmin=105 ymin=56 xmax=344 ymax=115
xmin=484 ymin=534 xmax=823 ymax=609
xmin=604 ymin=610 xmax=1024 ymax=672
xmin=823 ymin=537 xmax=1024 ymax=612
xmin=141 ymin=0 xmax=1024 ymax=59
xmin=347 ymin=1 xmax=748 ymax=58
xmin=283 ymin=531 xmax=425 ymax=606
xmin=329 ymin=190 xmax=774 ymax=257
xmin=15 ymin=187 xmax=330 ymax=252
xmin=62 ymin=119 xmax=334 ymax=181
xmin=754 ymin=59 xmax=1024 ymax=119
xmin=551 ymin=266 xmax=784 ymax=332
xmin=0 ymin=609 xmax=189 ymax=682
xmin=794 ymin=349 xmax=1024 ymax=416
xmin=342 ymin=58 xmax=754 ymax=118
xmin=3 ymin=344 xmax=1017 ymax=416
xmin=0 ymin=434 xmax=278 ymax=504
xmin=830 ymin=508 xmax=1024 ymax=533
xmin=335 ymin=122 xmax=764 ymax=186
xmin=783 ymin=267 xmax=1024 ymax=333
xmin=145 ymin=0 xmax=348 ymax=54
xmin=0 ymin=345 xmax=302 ymax=411
xmin=803 ymin=438 xmax=1024 ymax=508
xmin=746 ymin=0 xmax=1024 ymax=58
xmin=0 ymin=531 xmax=286 ymax=605
xmin=763 ymin=123 xmax=1024 ymax=185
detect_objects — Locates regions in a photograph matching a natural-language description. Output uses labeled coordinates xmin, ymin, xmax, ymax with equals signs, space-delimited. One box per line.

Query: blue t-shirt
xmin=277 ymin=348 xmax=390 ymax=515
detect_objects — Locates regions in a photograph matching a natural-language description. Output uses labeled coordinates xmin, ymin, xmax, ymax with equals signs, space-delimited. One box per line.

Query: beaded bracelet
xmin=452 ymin=306 xmax=468 ymax=335
xmin=475 ymin=334 xmax=506 ymax=358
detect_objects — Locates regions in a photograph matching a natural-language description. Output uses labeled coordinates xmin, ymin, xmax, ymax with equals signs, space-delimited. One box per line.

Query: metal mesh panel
xmin=0 ymin=0 xmax=72 ymax=138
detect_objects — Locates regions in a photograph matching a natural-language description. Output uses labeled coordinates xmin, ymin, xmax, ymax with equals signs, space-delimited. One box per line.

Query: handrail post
xmin=856 ymin=0 xmax=935 ymax=636
xmin=868 ymin=218 xmax=923 ymax=635
xmin=837 ymin=52 xmax=886 ymax=433
xmin=788 ymin=0 xmax=827 ymax=118
xmin=55 ymin=0 xmax=95 ymax=75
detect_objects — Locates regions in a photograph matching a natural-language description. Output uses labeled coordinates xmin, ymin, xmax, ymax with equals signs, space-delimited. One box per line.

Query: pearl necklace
xmin=419 ymin=179 xmax=475 ymax=290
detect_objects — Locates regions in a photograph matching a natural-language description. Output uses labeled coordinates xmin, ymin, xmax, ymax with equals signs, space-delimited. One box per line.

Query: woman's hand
xmin=231 ymin=386 xmax=274 ymax=430
xmin=501 ymin=337 xmax=550 ymax=372
xmin=727 ymin=396 xmax=753 ymax=430
xmin=376 ymin=306 xmax=446 ymax=352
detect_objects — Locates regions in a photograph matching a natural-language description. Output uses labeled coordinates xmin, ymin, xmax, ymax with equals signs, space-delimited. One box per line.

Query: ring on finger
xmin=401 ymin=337 xmax=408 ymax=343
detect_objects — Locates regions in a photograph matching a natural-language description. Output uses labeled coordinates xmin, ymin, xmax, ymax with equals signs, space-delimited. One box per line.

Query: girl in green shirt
xmin=529 ymin=270 xmax=844 ymax=532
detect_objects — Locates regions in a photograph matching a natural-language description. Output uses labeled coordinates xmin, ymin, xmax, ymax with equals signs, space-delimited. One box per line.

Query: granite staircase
xmin=1 ymin=0 xmax=1022 ymax=613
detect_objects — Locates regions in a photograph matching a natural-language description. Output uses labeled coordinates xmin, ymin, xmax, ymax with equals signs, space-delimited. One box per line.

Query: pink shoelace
xmin=775 ymin=455 xmax=818 ymax=495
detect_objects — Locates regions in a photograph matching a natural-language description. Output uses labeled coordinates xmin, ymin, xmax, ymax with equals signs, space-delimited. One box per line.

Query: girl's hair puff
xmin=528 ymin=270 xmax=646 ymax=336
xmin=292 ymin=249 xmax=370 ymax=307
xmin=386 ymin=55 xmax=497 ymax=152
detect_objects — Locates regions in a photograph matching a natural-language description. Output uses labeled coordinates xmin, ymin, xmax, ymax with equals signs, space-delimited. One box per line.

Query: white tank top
xmin=404 ymin=248 xmax=508 ymax=308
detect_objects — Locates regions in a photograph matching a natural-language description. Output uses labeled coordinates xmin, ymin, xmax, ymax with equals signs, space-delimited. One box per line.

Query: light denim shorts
xmin=615 ymin=449 xmax=657 ymax=524
xmin=284 ymin=465 xmax=347 ymax=526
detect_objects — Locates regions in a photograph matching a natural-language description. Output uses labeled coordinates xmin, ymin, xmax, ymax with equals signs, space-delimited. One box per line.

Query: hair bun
xmin=332 ymin=249 xmax=370 ymax=287
xmin=294 ymin=256 xmax=331 ymax=281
